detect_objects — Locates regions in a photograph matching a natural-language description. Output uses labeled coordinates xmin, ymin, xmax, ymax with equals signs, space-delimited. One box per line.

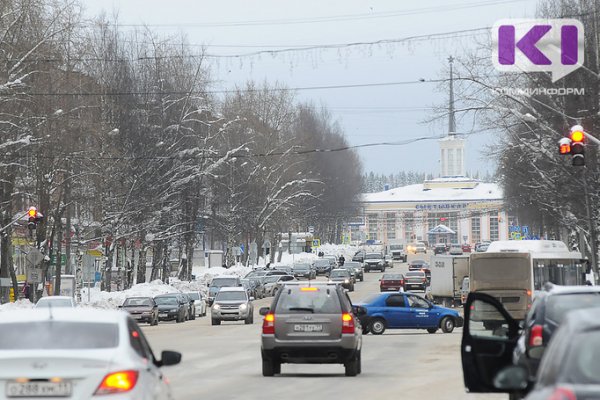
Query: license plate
xmin=133 ymin=314 xmax=142 ymax=319
xmin=6 ymin=381 xmax=72 ymax=397
xmin=294 ymin=324 xmax=323 ymax=332
xmin=159 ymin=313 xmax=168 ymax=317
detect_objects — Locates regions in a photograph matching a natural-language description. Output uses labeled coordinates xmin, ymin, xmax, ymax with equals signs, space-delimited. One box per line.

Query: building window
xmin=471 ymin=217 xmax=480 ymax=243
xmin=490 ymin=216 xmax=499 ymax=241
xmin=404 ymin=212 xmax=414 ymax=241
xmin=367 ymin=213 xmax=378 ymax=241
xmin=386 ymin=213 xmax=396 ymax=240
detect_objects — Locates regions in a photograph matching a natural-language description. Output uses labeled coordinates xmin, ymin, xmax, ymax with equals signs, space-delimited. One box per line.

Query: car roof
xmin=542 ymin=283 xmax=600 ymax=296
xmin=218 ymin=286 xmax=246 ymax=292
xmin=154 ymin=293 xmax=181 ymax=297
xmin=0 ymin=308 xmax=126 ymax=324
xmin=124 ymin=296 xmax=153 ymax=299
xmin=212 ymin=275 xmax=239 ymax=279
xmin=331 ymin=268 xmax=349 ymax=272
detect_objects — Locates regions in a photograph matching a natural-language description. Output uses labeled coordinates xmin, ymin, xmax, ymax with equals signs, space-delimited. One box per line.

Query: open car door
xmin=462 ymin=292 xmax=520 ymax=393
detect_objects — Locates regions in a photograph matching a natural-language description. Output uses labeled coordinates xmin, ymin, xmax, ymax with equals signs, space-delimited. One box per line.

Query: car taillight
xmin=548 ymin=386 xmax=577 ymax=400
xmin=529 ymin=324 xmax=543 ymax=347
xmin=342 ymin=312 xmax=355 ymax=334
xmin=94 ymin=370 xmax=138 ymax=395
xmin=263 ymin=313 xmax=275 ymax=334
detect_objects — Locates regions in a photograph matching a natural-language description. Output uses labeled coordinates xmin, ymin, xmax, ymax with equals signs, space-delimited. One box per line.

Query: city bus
xmin=469 ymin=240 xmax=586 ymax=321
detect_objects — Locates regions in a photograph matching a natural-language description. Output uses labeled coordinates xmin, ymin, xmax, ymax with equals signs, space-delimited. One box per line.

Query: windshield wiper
xmin=288 ymin=307 xmax=315 ymax=313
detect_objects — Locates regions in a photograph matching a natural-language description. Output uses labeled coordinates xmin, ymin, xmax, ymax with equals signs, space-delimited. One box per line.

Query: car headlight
xmin=239 ymin=303 xmax=248 ymax=311
xmin=170 ymin=308 xmax=178 ymax=312
xmin=378 ymin=262 xmax=383 ymax=265
xmin=344 ymin=279 xmax=349 ymax=284
xmin=212 ymin=304 xmax=220 ymax=311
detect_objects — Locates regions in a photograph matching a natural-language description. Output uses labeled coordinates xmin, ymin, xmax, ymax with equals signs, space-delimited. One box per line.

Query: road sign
xmin=26 ymin=249 xmax=44 ymax=268
xmin=308 ymin=226 xmax=314 ymax=233
xmin=27 ymin=268 xmax=43 ymax=282
xmin=0 ymin=278 xmax=11 ymax=287
xmin=312 ymin=239 xmax=320 ymax=247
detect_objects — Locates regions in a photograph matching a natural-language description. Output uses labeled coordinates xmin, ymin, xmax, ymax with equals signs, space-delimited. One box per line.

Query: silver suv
xmin=211 ymin=287 xmax=254 ymax=325
xmin=259 ymin=282 xmax=365 ymax=377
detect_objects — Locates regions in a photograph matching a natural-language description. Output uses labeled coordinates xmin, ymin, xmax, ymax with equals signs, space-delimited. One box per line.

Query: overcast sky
xmin=82 ymin=0 xmax=538 ymax=177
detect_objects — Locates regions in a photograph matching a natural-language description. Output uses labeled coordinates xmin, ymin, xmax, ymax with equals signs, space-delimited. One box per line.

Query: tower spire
xmin=448 ymin=56 xmax=456 ymax=135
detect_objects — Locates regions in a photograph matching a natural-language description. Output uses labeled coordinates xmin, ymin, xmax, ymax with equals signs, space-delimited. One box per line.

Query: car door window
xmin=407 ymin=295 xmax=429 ymax=308
xmin=468 ymin=299 xmax=511 ymax=339
xmin=385 ymin=295 xmax=406 ymax=307
xmin=128 ymin=320 xmax=152 ymax=360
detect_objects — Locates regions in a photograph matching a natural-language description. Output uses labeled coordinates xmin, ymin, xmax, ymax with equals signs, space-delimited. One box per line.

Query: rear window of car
xmin=0 ymin=322 xmax=119 ymax=349
xmin=216 ymin=291 xmax=247 ymax=302
xmin=383 ymin=274 xmax=403 ymax=280
xmin=35 ymin=299 xmax=73 ymax=308
xmin=406 ymin=272 xmax=425 ymax=277
xmin=275 ymin=287 xmax=341 ymax=314
xmin=546 ymin=293 xmax=600 ymax=323
xmin=186 ymin=293 xmax=200 ymax=300
xmin=330 ymin=270 xmax=349 ymax=278
xmin=211 ymin=278 xmax=239 ymax=287
xmin=314 ymin=259 xmax=330 ymax=266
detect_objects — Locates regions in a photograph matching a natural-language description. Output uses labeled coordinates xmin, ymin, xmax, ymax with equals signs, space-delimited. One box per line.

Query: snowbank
xmin=0 ymin=299 xmax=33 ymax=312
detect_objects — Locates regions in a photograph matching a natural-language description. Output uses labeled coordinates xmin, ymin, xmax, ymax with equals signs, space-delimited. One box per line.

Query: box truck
xmin=430 ymin=255 xmax=469 ymax=307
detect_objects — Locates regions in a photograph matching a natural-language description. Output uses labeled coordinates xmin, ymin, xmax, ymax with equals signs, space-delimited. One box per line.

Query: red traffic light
xmin=570 ymin=130 xmax=585 ymax=143
xmin=559 ymin=143 xmax=571 ymax=154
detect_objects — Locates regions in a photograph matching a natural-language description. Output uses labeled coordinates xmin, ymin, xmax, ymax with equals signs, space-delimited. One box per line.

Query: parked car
xmin=461 ymin=243 xmax=472 ymax=253
xmin=513 ymin=284 xmax=600 ymax=381
xmin=404 ymin=271 xmax=428 ymax=291
xmin=329 ymin=268 xmax=354 ymax=291
xmin=313 ymin=258 xmax=333 ymax=276
xmin=449 ymin=243 xmax=463 ymax=255
xmin=180 ymin=292 xmax=196 ymax=321
xmin=259 ymin=282 xmax=365 ymax=376
xmin=379 ymin=273 xmax=405 ymax=292
xmin=363 ymin=252 xmax=385 ymax=272
xmin=208 ymin=275 xmax=241 ymax=306
xmin=434 ymin=243 xmax=447 ymax=255
xmin=211 ymin=287 xmax=254 ymax=325
xmin=262 ymin=274 xmax=296 ymax=297
xmin=120 ymin=297 xmax=159 ymax=325
xmin=344 ymin=261 xmax=364 ymax=282
xmin=185 ymin=291 xmax=207 ymax=317
xmin=273 ymin=265 xmax=293 ymax=275
xmin=292 ymin=263 xmax=316 ymax=280
xmin=0 ymin=308 xmax=181 ymax=398
xmin=352 ymin=250 xmax=366 ymax=263
xmin=322 ymin=255 xmax=338 ymax=270
xmin=154 ymin=294 xmax=188 ymax=323
xmin=461 ymin=292 xmax=600 ymax=400
xmin=357 ymin=292 xmax=463 ymax=335
xmin=242 ymin=278 xmax=263 ymax=300
xmin=34 ymin=296 xmax=76 ymax=308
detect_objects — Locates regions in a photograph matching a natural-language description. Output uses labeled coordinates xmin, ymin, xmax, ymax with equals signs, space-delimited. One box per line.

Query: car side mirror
xmin=493 ymin=365 xmax=528 ymax=391
xmin=352 ymin=305 xmax=367 ymax=316
xmin=157 ymin=350 xmax=182 ymax=367
xmin=249 ymin=297 xmax=255 ymax=302
xmin=259 ymin=307 xmax=270 ymax=316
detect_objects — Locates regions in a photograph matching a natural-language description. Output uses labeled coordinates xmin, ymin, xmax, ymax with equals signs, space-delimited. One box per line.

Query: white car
xmin=34 ymin=296 xmax=76 ymax=308
xmin=0 ymin=308 xmax=181 ymax=399
xmin=186 ymin=291 xmax=207 ymax=317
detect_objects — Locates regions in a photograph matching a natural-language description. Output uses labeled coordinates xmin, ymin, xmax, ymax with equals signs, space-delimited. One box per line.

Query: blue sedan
xmin=357 ymin=292 xmax=464 ymax=335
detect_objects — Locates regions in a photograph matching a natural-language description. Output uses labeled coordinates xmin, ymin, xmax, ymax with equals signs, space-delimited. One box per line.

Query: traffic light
xmin=558 ymin=137 xmax=571 ymax=155
xmin=570 ymin=127 xmax=585 ymax=166
xmin=27 ymin=206 xmax=43 ymax=235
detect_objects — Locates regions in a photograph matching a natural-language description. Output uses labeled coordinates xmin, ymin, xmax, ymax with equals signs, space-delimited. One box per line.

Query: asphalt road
xmin=142 ymin=252 xmax=505 ymax=400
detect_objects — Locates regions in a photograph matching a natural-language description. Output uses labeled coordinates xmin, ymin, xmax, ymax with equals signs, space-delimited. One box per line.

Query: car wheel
xmin=344 ymin=353 xmax=359 ymax=377
xmin=441 ymin=316 xmax=455 ymax=333
xmin=381 ymin=267 xmax=386 ymax=272
xmin=357 ymin=351 xmax=362 ymax=374
xmin=360 ymin=276 xmax=364 ymax=282
xmin=427 ymin=328 xmax=437 ymax=334
xmin=245 ymin=315 xmax=253 ymax=324
xmin=190 ymin=310 xmax=196 ymax=320
xmin=262 ymin=357 xmax=276 ymax=377
xmin=369 ymin=318 xmax=386 ymax=335
xmin=211 ymin=318 xmax=221 ymax=326
xmin=151 ymin=315 xmax=159 ymax=326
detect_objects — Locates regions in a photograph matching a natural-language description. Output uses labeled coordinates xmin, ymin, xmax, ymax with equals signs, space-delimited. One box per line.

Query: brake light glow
xmin=300 ymin=287 xmax=318 ymax=292
xmin=263 ymin=313 xmax=275 ymax=334
xmin=526 ymin=290 xmax=532 ymax=297
xmin=342 ymin=312 xmax=354 ymax=334
xmin=94 ymin=370 xmax=139 ymax=395
xmin=529 ymin=324 xmax=543 ymax=347
xmin=548 ymin=386 xmax=577 ymax=400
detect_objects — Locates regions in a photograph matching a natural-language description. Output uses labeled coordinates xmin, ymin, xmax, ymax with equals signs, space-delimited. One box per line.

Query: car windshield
xmin=211 ymin=278 xmax=238 ymax=288
xmin=314 ymin=260 xmax=330 ymax=266
xmin=546 ymin=293 xmax=600 ymax=323
xmin=275 ymin=287 xmax=341 ymax=314
xmin=263 ymin=276 xmax=281 ymax=283
xmin=293 ymin=264 xmax=310 ymax=270
xmin=123 ymin=298 xmax=153 ymax=307
xmin=186 ymin=293 xmax=200 ymax=301
xmin=35 ymin=298 xmax=72 ymax=308
xmin=216 ymin=291 xmax=247 ymax=302
xmin=0 ymin=322 xmax=119 ymax=350
xmin=330 ymin=270 xmax=349 ymax=278
xmin=154 ymin=296 xmax=179 ymax=305
xmin=365 ymin=254 xmax=381 ymax=259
